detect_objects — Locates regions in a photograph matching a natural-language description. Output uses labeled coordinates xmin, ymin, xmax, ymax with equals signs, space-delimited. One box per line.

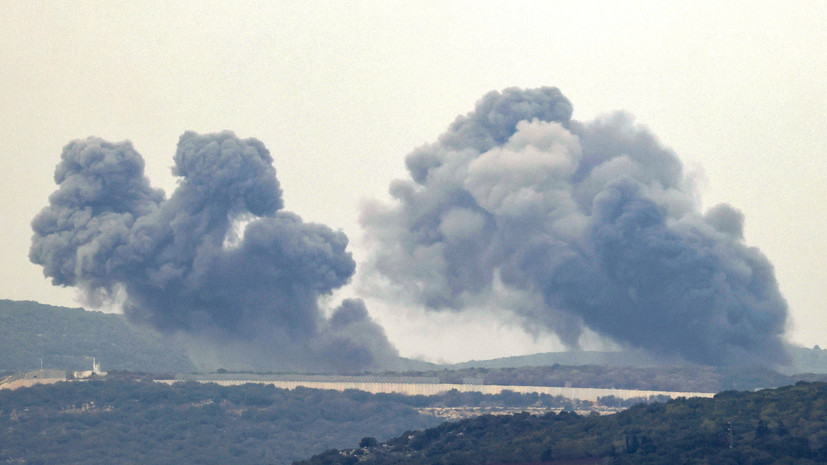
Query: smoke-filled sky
xmin=361 ymin=87 xmax=789 ymax=366
xmin=28 ymin=131 xmax=399 ymax=371
xmin=2 ymin=1 xmax=826 ymax=364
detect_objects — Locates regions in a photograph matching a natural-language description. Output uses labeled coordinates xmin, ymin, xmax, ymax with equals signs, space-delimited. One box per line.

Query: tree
xmin=755 ymin=419 xmax=770 ymax=439
xmin=359 ymin=437 xmax=378 ymax=448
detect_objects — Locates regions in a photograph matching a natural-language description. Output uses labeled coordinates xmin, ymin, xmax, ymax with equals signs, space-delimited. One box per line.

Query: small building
xmin=73 ymin=358 xmax=107 ymax=379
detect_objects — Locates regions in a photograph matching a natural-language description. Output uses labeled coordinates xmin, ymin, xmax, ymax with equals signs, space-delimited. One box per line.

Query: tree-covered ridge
xmin=0 ymin=299 xmax=194 ymax=372
xmin=298 ymin=382 xmax=827 ymax=465
xmin=0 ymin=378 xmax=442 ymax=465
xmin=401 ymin=363 xmax=827 ymax=393
xmin=0 ymin=375 xmax=606 ymax=465
xmin=451 ymin=346 xmax=827 ymax=376
xmin=5 ymin=298 xmax=827 ymax=396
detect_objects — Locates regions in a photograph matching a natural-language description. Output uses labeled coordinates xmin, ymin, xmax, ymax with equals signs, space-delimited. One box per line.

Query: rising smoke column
xmin=31 ymin=131 xmax=398 ymax=372
xmin=361 ymin=87 xmax=789 ymax=366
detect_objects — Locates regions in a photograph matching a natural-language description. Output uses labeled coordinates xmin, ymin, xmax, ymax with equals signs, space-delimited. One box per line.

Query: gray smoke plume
xmin=362 ymin=87 xmax=789 ymax=367
xmin=31 ymin=131 xmax=398 ymax=372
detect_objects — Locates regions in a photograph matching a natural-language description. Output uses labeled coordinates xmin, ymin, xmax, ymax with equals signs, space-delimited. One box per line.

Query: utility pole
xmin=728 ymin=421 xmax=733 ymax=449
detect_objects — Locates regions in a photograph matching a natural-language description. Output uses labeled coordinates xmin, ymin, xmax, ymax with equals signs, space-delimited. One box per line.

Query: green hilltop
xmin=0 ymin=299 xmax=194 ymax=373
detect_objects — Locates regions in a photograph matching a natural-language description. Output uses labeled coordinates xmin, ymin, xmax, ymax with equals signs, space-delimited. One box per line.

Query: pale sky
xmin=2 ymin=1 xmax=825 ymax=363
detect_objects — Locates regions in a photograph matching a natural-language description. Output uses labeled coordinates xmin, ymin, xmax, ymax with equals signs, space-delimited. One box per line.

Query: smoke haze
xmin=30 ymin=88 xmax=792 ymax=370
xmin=30 ymin=131 xmax=397 ymax=372
xmin=362 ymin=87 xmax=789 ymax=367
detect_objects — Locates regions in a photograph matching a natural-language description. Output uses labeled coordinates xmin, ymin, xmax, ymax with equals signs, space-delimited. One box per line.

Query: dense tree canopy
xmin=298 ymin=382 xmax=827 ymax=465
xmin=0 ymin=379 xmax=441 ymax=465
xmin=0 ymin=376 xmax=604 ymax=465
xmin=399 ymin=364 xmax=827 ymax=393
xmin=0 ymin=299 xmax=193 ymax=372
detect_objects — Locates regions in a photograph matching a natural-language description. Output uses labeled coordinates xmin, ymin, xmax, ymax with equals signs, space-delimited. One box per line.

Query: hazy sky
xmin=2 ymin=1 xmax=825 ymax=363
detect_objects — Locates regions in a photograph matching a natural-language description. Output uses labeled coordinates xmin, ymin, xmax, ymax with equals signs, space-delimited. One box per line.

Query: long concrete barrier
xmin=157 ymin=377 xmax=715 ymax=403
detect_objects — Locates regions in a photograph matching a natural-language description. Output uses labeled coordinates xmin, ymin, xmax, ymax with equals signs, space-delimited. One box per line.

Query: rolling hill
xmin=297 ymin=381 xmax=827 ymax=465
xmin=0 ymin=299 xmax=194 ymax=373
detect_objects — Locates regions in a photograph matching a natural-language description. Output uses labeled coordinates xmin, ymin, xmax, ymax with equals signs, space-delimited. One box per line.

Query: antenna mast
xmin=728 ymin=421 xmax=733 ymax=449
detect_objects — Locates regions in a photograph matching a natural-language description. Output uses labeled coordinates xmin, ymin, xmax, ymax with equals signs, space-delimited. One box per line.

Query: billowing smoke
xmin=362 ymin=87 xmax=789 ymax=367
xmin=30 ymin=131 xmax=398 ymax=372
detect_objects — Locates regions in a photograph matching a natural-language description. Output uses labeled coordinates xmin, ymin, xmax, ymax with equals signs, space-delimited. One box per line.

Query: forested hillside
xmin=4 ymin=299 xmax=827 ymax=395
xmin=298 ymin=382 xmax=827 ymax=465
xmin=453 ymin=347 xmax=827 ymax=376
xmin=0 ymin=377 xmax=601 ymax=465
xmin=405 ymin=364 xmax=827 ymax=393
xmin=0 ymin=378 xmax=439 ymax=465
xmin=0 ymin=299 xmax=193 ymax=373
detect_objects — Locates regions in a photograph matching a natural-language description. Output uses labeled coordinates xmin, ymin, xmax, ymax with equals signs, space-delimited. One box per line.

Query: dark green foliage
xmin=0 ymin=379 xmax=441 ymax=465
xmin=452 ymin=347 xmax=827 ymax=376
xmin=297 ymin=382 xmax=827 ymax=465
xmin=0 ymin=299 xmax=194 ymax=372
xmin=370 ymin=388 xmax=593 ymax=411
xmin=399 ymin=364 xmax=827 ymax=393
xmin=0 ymin=376 xmax=659 ymax=465
xmin=360 ymin=437 xmax=379 ymax=448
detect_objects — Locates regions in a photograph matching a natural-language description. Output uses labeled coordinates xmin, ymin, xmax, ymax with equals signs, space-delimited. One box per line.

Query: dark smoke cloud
xmin=31 ymin=131 xmax=398 ymax=372
xmin=362 ymin=87 xmax=789 ymax=367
